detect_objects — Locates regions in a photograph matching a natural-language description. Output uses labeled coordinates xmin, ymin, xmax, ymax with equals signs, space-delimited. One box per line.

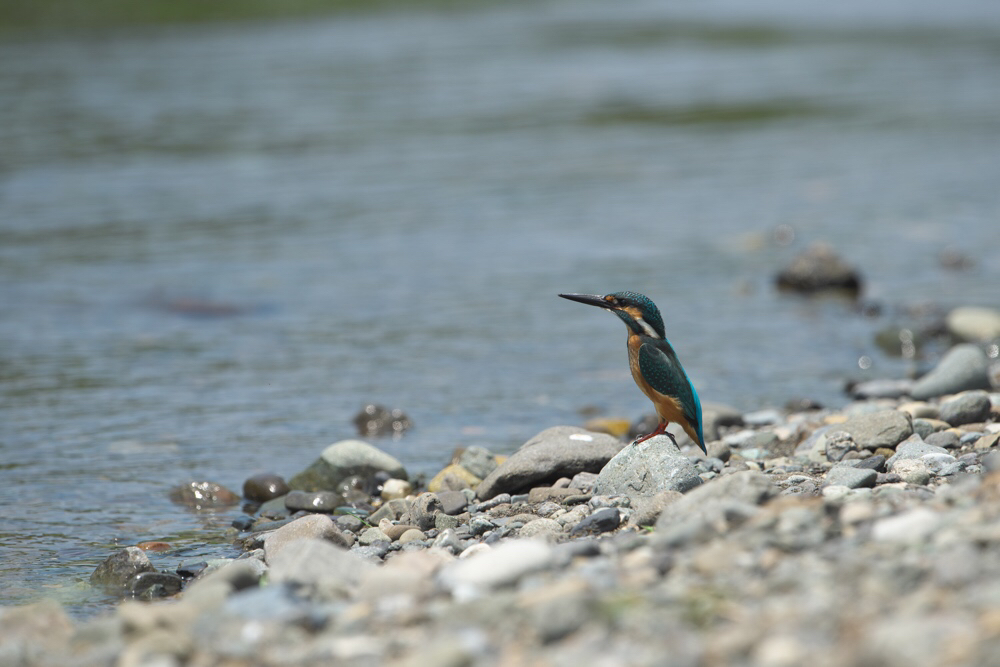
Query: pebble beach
xmin=4 ymin=318 xmax=1000 ymax=667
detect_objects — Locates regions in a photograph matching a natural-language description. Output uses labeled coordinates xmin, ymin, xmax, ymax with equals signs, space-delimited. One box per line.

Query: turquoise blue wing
xmin=638 ymin=342 xmax=704 ymax=446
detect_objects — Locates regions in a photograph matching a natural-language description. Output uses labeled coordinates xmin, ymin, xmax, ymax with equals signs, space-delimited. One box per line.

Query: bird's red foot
xmin=633 ymin=421 xmax=676 ymax=446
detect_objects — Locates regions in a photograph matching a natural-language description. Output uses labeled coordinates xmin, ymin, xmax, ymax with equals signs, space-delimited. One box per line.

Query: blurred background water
xmin=1 ymin=0 xmax=998 ymax=616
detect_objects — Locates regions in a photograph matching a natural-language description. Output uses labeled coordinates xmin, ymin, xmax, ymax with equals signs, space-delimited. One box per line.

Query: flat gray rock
xmin=824 ymin=466 xmax=877 ymax=489
xmin=593 ymin=435 xmax=702 ymax=497
xmin=288 ymin=439 xmax=407 ymax=491
xmin=886 ymin=435 xmax=952 ymax=470
xmin=475 ymin=426 xmax=624 ymax=500
xmin=834 ymin=409 xmax=913 ymax=451
xmin=263 ymin=514 xmax=352 ymax=563
xmin=910 ymin=344 xmax=992 ymax=400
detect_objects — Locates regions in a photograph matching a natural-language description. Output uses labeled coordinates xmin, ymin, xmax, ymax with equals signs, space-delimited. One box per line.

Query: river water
xmin=2 ymin=0 xmax=999 ymax=616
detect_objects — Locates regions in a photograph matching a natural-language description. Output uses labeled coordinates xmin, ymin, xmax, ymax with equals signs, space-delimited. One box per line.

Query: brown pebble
xmin=136 ymin=541 xmax=171 ymax=552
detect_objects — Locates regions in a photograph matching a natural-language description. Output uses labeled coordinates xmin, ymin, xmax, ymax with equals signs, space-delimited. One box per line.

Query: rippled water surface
xmin=2 ymin=0 xmax=999 ymax=615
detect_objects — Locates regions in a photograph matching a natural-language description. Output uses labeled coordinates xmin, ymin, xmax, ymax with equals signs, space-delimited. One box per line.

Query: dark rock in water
xmin=775 ymin=242 xmax=862 ymax=296
xmin=595 ymin=435 xmax=702 ymax=497
xmin=168 ymin=481 xmax=241 ymax=509
xmin=90 ymin=547 xmax=155 ymax=589
xmin=910 ymin=344 xmax=992 ymax=400
xmin=129 ymin=571 xmax=183 ymax=600
xmin=284 ymin=490 xmax=344 ymax=513
xmin=176 ymin=560 xmax=209 ymax=579
xmin=570 ymin=507 xmax=620 ymax=536
xmin=231 ymin=515 xmax=255 ymax=531
xmin=476 ymin=426 xmax=624 ymax=500
xmin=243 ymin=473 xmax=290 ymax=502
xmin=353 ymin=403 xmax=411 ymax=437
xmin=289 ymin=440 xmax=407 ymax=492
xmin=939 ymin=390 xmax=992 ymax=426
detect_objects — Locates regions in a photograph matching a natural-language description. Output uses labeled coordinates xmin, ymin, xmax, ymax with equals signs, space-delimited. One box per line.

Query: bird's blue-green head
xmin=558 ymin=291 xmax=666 ymax=339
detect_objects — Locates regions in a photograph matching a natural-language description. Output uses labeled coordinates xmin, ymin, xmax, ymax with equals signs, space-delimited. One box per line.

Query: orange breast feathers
xmin=626 ymin=334 xmax=700 ymax=444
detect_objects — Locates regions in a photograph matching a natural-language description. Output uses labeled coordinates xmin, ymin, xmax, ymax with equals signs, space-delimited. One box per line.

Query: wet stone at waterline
xmin=353 ymin=403 xmax=412 ymax=437
xmin=168 ymin=481 xmax=241 ymax=509
xmin=243 ymin=473 xmax=290 ymax=502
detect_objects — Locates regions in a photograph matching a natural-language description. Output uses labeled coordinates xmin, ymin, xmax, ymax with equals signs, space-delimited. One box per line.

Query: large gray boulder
xmin=475 ymin=426 xmax=624 ymax=500
xmin=594 ymin=435 xmax=702 ymax=497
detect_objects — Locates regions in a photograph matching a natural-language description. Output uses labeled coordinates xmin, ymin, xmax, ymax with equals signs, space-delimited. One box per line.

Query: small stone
xmin=403 ymin=492 xmax=443 ymax=531
xmin=435 ymin=490 xmax=470 ymax=516
xmin=898 ymin=402 xmax=939 ymax=419
xmin=890 ymin=459 xmax=932 ymax=485
xmin=397 ymin=529 xmax=426 ymax=544
xmin=469 ymin=516 xmax=496 ymax=537
xmin=743 ymin=409 xmax=782 ymax=426
xmin=856 ymin=454 xmax=886 ymax=472
xmin=824 ymin=430 xmax=857 ymax=462
xmin=242 ymin=473 xmax=290 ymax=502
xmin=519 ymin=518 xmax=564 ymax=541
xmin=433 ymin=528 xmax=465 ymax=555
xmin=975 ymin=432 xmax=1000 ymax=450
xmin=570 ymin=507 xmax=620 ymax=536
xmin=129 ymin=571 xmax=183 ymax=600
xmin=90 ymin=547 xmax=155 ymax=589
xmin=458 ymin=445 xmax=499 ymax=479
xmin=887 ymin=435 xmax=951 ymax=469
xmin=939 ymin=390 xmax=992 ymax=426
xmin=428 ymin=464 xmax=483 ymax=493
xmin=568 ymin=471 xmax=600 ymax=493
xmin=284 ymin=489 xmax=343 ymax=513
xmin=378 ymin=520 xmax=421 ymax=541
xmin=359 ymin=526 xmax=391 ymax=545
xmin=438 ymin=539 xmax=554 ymax=598
xmin=910 ymin=344 xmax=992 ymax=400
xmin=823 ymin=466 xmax=877 ymax=489
xmin=925 ymin=430 xmax=961 ymax=449
xmin=380 ymin=478 xmax=412 ymax=501
xmin=168 ymin=481 xmax=241 ymax=508
xmin=527 ymin=486 xmax=585 ymax=503
xmin=263 ymin=514 xmax=353 ymax=563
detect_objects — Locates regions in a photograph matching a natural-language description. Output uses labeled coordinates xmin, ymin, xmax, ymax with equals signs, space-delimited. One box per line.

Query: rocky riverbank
xmin=4 ymin=345 xmax=1000 ymax=667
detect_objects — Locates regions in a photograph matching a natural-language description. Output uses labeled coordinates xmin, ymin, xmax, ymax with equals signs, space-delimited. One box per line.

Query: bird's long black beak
xmin=558 ymin=293 xmax=613 ymax=309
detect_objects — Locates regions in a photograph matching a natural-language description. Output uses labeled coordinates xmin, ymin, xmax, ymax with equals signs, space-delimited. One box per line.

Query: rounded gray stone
xmin=823 ymin=466 xmax=877 ymax=489
xmin=834 ymin=409 xmax=913 ymax=451
xmin=288 ymin=439 xmax=407 ymax=492
xmin=594 ymin=435 xmax=702 ymax=497
xmin=476 ymin=426 xmax=624 ymax=500
xmin=938 ymin=390 xmax=992 ymax=426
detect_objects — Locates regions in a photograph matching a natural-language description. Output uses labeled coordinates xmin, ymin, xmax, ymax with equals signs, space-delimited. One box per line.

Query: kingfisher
xmin=559 ymin=291 xmax=707 ymax=454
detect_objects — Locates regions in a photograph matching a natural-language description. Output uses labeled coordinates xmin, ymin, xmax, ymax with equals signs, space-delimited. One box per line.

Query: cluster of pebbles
xmin=4 ymin=338 xmax=1000 ymax=666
